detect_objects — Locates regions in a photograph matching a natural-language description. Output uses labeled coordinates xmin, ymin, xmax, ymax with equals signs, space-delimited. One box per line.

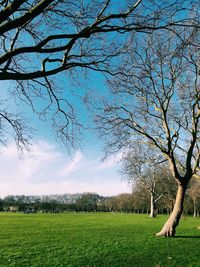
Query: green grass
xmin=0 ymin=213 xmax=200 ymax=267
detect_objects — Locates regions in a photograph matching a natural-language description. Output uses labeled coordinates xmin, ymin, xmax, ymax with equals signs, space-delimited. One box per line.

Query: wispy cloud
xmin=60 ymin=151 xmax=83 ymax=176
xmin=0 ymin=141 xmax=131 ymax=197
xmin=96 ymin=152 xmax=123 ymax=170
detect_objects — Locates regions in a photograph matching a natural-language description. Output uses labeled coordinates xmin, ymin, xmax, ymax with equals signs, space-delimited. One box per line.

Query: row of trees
xmin=1 ymin=176 xmax=200 ymax=215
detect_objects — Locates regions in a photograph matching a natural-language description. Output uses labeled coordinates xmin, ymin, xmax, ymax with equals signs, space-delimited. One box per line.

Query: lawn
xmin=0 ymin=212 xmax=200 ymax=267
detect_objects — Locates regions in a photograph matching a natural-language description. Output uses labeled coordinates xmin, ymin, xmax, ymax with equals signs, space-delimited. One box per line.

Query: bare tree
xmin=187 ymin=177 xmax=200 ymax=217
xmin=122 ymin=144 xmax=172 ymax=218
xmin=131 ymin=182 xmax=149 ymax=214
xmin=113 ymin=193 xmax=135 ymax=213
xmin=158 ymin=176 xmax=177 ymax=215
xmin=0 ymin=0 xmax=195 ymax=152
xmin=97 ymin=27 xmax=200 ymax=236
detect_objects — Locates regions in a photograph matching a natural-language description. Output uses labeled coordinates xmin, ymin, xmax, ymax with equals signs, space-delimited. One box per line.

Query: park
xmin=1 ymin=0 xmax=200 ymax=266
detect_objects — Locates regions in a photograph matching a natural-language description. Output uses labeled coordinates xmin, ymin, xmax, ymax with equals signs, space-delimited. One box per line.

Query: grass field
xmin=0 ymin=213 xmax=200 ymax=267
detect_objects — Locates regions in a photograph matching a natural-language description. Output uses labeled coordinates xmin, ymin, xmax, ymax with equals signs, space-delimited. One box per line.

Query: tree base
xmin=156 ymin=222 xmax=176 ymax=237
xmin=149 ymin=214 xmax=156 ymax=218
xmin=156 ymin=185 xmax=187 ymax=237
xmin=156 ymin=229 xmax=175 ymax=237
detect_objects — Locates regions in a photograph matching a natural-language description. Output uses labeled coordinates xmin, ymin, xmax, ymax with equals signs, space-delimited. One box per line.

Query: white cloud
xmin=60 ymin=151 xmax=83 ymax=176
xmin=0 ymin=141 xmax=131 ymax=197
xmin=96 ymin=152 xmax=123 ymax=170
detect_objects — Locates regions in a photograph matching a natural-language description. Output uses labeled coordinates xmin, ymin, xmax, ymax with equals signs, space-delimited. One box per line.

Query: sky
xmin=0 ymin=77 xmax=132 ymax=198
xmin=0 ymin=140 xmax=131 ymax=197
xmin=0 ymin=1 xmax=139 ymax=198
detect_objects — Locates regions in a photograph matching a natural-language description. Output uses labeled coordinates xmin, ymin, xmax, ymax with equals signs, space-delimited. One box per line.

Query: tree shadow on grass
xmin=175 ymin=235 xmax=200 ymax=239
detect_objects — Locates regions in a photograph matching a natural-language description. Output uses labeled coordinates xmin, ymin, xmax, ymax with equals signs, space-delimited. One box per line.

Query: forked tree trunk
xmin=156 ymin=185 xmax=187 ymax=237
xmin=149 ymin=193 xmax=156 ymax=218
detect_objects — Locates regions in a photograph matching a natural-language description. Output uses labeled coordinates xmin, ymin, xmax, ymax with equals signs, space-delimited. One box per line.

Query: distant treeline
xmin=0 ymin=191 xmax=198 ymax=215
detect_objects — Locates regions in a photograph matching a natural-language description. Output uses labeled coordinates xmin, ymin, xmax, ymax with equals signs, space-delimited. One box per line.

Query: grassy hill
xmin=0 ymin=212 xmax=200 ymax=267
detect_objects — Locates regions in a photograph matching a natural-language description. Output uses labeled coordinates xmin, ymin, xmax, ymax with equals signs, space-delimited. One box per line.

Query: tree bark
xmin=149 ymin=193 xmax=156 ymax=218
xmin=156 ymin=185 xmax=187 ymax=237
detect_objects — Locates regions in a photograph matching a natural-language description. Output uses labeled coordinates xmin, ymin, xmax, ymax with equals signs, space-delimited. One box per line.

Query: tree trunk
xmin=149 ymin=193 xmax=156 ymax=218
xmin=146 ymin=207 xmax=149 ymax=214
xmin=193 ymin=199 xmax=197 ymax=217
xmin=156 ymin=185 xmax=186 ymax=237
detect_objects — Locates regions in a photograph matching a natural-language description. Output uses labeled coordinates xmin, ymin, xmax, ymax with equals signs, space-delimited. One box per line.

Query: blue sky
xmin=0 ymin=73 xmax=132 ymax=197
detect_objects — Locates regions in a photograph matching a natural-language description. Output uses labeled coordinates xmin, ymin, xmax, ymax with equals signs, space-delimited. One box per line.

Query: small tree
xmin=122 ymin=145 xmax=172 ymax=218
xmin=187 ymin=177 xmax=200 ymax=217
xmin=115 ymin=193 xmax=135 ymax=213
xmin=75 ymin=193 xmax=100 ymax=212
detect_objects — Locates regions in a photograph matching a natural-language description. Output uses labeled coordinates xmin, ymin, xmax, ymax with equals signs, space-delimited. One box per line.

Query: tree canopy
xmin=0 ymin=0 xmax=195 ymax=151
